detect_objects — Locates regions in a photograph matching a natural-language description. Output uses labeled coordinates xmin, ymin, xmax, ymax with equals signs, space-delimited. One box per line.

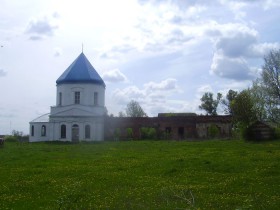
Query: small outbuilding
xmin=247 ymin=121 xmax=274 ymax=141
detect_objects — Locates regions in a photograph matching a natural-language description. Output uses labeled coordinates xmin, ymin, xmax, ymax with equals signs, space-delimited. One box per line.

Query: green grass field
xmin=0 ymin=140 xmax=279 ymax=209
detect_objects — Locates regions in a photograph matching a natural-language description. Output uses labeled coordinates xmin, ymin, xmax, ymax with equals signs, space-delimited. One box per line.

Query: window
xmin=61 ymin=124 xmax=66 ymax=138
xmin=31 ymin=125 xmax=34 ymax=136
xmin=41 ymin=125 xmax=46 ymax=136
xmin=74 ymin=92 xmax=80 ymax=104
xmin=59 ymin=92 xmax=62 ymax=106
xmin=85 ymin=125 xmax=90 ymax=139
xmin=94 ymin=92 xmax=98 ymax=106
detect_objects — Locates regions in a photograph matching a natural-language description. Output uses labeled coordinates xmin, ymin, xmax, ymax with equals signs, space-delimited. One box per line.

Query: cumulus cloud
xmin=0 ymin=69 xmax=7 ymax=77
xmin=211 ymin=54 xmax=255 ymax=80
xmin=215 ymin=31 xmax=257 ymax=58
xmin=208 ymin=23 xmax=279 ymax=80
xmin=196 ymin=85 xmax=213 ymax=95
xmin=26 ymin=14 xmax=59 ymax=40
xmin=144 ymin=78 xmax=180 ymax=92
xmin=102 ymin=69 xmax=128 ymax=83
xmin=249 ymin=42 xmax=280 ymax=57
xmin=26 ymin=18 xmax=57 ymax=35
xmin=113 ymin=86 xmax=146 ymax=104
xmin=111 ymin=78 xmax=183 ymax=115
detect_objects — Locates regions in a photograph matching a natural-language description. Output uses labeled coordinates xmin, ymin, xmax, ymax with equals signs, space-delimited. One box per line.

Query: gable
xmin=51 ymin=108 xmax=97 ymax=117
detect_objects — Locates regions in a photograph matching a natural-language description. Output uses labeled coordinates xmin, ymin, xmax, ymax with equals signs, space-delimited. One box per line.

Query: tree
xmin=261 ymin=49 xmax=280 ymax=101
xmin=118 ymin=111 xmax=126 ymax=117
xmin=259 ymin=49 xmax=280 ymax=123
xmin=221 ymin=89 xmax=238 ymax=115
xmin=231 ymin=89 xmax=257 ymax=127
xmin=199 ymin=92 xmax=222 ymax=116
xmin=250 ymin=79 xmax=267 ymax=121
xmin=12 ymin=130 xmax=23 ymax=137
xmin=125 ymin=100 xmax=147 ymax=117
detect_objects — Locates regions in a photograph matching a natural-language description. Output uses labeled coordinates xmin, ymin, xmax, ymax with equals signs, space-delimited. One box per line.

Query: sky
xmin=0 ymin=0 xmax=280 ymax=135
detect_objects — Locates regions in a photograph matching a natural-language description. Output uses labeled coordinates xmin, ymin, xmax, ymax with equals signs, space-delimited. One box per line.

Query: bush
xmin=208 ymin=124 xmax=220 ymax=138
xmin=273 ymin=127 xmax=280 ymax=140
xmin=140 ymin=127 xmax=157 ymax=139
xmin=4 ymin=136 xmax=18 ymax=142
xmin=126 ymin=128 xmax=133 ymax=140
xmin=114 ymin=128 xmax=120 ymax=141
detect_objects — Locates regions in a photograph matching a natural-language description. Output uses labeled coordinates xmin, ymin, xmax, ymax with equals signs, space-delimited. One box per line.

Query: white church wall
xmin=29 ymin=122 xmax=50 ymax=142
xmin=47 ymin=117 xmax=104 ymax=141
xmin=56 ymin=84 xmax=105 ymax=107
xmin=94 ymin=122 xmax=104 ymax=141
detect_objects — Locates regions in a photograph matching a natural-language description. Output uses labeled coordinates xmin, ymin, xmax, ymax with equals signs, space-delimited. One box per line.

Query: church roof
xmin=30 ymin=113 xmax=50 ymax=123
xmin=56 ymin=52 xmax=105 ymax=86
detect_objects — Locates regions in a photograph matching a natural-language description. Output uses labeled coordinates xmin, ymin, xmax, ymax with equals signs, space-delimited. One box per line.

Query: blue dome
xmin=56 ymin=53 xmax=105 ymax=87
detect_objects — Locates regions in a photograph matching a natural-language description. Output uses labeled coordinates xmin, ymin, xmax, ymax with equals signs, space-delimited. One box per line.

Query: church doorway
xmin=72 ymin=124 xmax=79 ymax=142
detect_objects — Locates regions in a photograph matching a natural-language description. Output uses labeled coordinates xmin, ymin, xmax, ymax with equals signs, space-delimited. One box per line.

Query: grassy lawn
xmin=0 ymin=140 xmax=279 ymax=209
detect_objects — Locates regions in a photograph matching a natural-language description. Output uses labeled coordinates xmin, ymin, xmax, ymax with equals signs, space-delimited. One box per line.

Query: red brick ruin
xmin=104 ymin=114 xmax=232 ymax=140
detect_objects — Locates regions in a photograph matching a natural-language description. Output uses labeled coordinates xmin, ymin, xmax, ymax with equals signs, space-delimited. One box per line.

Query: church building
xmin=29 ymin=52 xmax=106 ymax=142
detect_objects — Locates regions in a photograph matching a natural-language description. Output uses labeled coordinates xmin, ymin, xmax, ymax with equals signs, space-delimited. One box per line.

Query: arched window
xmin=61 ymin=124 xmax=66 ymax=139
xmin=31 ymin=125 xmax=34 ymax=136
xmin=41 ymin=125 xmax=46 ymax=136
xmin=85 ymin=125 xmax=90 ymax=139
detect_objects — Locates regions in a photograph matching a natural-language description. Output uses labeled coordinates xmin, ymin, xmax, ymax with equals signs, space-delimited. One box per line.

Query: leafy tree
xmin=250 ymin=79 xmax=268 ymax=121
xmin=125 ymin=100 xmax=147 ymax=117
xmin=199 ymin=92 xmax=222 ymax=116
xmin=221 ymin=89 xmax=238 ymax=115
xmin=259 ymin=49 xmax=280 ymax=123
xmin=231 ymin=89 xmax=257 ymax=127
xmin=12 ymin=130 xmax=23 ymax=137
xmin=261 ymin=49 xmax=280 ymax=101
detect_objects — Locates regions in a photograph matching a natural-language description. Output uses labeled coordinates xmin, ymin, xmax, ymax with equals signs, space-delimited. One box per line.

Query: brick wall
xmin=104 ymin=115 xmax=232 ymax=140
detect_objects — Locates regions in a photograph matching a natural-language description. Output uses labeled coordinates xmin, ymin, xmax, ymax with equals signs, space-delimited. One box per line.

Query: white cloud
xmin=263 ymin=0 xmax=280 ymax=9
xmin=113 ymin=86 xmax=146 ymax=104
xmin=211 ymin=54 xmax=255 ymax=80
xmin=215 ymin=31 xmax=257 ymax=58
xmin=197 ymin=85 xmax=213 ymax=95
xmin=144 ymin=78 xmax=180 ymax=92
xmin=102 ymin=69 xmax=128 ymax=83
xmin=207 ymin=22 xmax=279 ymax=80
xmin=25 ymin=15 xmax=59 ymax=40
xmin=0 ymin=69 xmax=7 ymax=77
xmin=111 ymin=78 xmax=183 ymax=115
xmin=249 ymin=42 xmax=280 ymax=57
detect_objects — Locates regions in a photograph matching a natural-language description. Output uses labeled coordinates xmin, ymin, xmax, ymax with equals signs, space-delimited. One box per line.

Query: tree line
xmin=199 ymin=49 xmax=280 ymax=138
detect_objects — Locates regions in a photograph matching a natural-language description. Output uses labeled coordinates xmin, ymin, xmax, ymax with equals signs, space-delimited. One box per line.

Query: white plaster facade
xmin=29 ymin=53 xmax=106 ymax=142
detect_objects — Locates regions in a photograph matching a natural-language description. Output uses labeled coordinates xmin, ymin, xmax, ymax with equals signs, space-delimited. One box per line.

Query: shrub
xmin=114 ymin=128 xmax=120 ymax=141
xmin=4 ymin=135 xmax=18 ymax=142
xmin=126 ymin=128 xmax=133 ymax=140
xmin=140 ymin=127 xmax=157 ymax=139
xmin=273 ymin=127 xmax=280 ymax=140
xmin=207 ymin=124 xmax=220 ymax=138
